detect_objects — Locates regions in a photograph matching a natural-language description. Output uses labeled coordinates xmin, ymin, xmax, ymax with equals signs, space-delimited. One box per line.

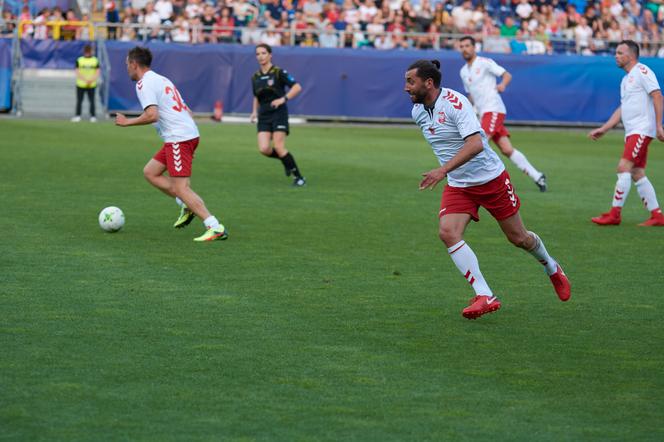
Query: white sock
xmin=527 ymin=232 xmax=558 ymax=276
xmin=175 ymin=197 xmax=186 ymax=208
xmin=447 ymin=240 xmax=493 ymax=296
xmin=635 ymin=176 xmax=660 ymax=211
xmin=203 ymin=215 xmax=220 ymax=229
xmin=612 ymin=172 xmax=631 ymax=208
xmin=509 ymin=149 xmax=542 ymax=182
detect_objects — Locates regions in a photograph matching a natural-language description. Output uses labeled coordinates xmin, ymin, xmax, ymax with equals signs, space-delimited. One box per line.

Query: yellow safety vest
xmin=76 ymin=56 xmax=99 ymax=89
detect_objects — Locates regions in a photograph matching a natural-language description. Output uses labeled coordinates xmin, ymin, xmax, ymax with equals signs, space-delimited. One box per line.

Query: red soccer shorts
xmin=153 ymin=137 xmax=199 ymax=177
xmin=622 ymin=134 xmax=652 ymax=168
xmin=440 ymin=170 xmax=521 ymax=222
xmin=481 ymin=112 xmax=510 ymax=144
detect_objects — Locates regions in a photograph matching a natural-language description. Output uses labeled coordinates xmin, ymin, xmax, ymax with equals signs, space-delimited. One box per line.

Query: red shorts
xmin=153 ymin=137 xmax=199 ymax=177
xmin=481 ymin=112 xmax=510 ymax=143
xmin=440 ymin=170 xmax=521 ymax=222
xmin=622 ymin=134 xmax=652 ymax=168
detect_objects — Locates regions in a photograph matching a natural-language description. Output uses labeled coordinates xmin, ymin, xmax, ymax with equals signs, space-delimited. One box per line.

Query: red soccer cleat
xmin=462 ymin=295 xmax=501 ymax=319
xmin=549 ymin=264 xmax=571 ymax=302
xmin=638 ymin=209 xmax=664 ymax=226
xmin=591 ymin=207 xmax=621 ymax=225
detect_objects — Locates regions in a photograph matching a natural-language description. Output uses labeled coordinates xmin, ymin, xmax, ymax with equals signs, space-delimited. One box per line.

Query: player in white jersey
xmin=115 ymin=47 xmax=228 ymax=241
xmin=458 ymin=36 xmax=547 ymax=192
xmin=405 ymin=59 xmax=570 ymax=319
xmin=589 ymin=40 xmax=664 ymax=227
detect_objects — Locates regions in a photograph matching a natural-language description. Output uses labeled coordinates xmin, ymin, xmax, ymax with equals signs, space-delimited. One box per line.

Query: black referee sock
xmin=280 ymin=153 xmax=302 ymax=178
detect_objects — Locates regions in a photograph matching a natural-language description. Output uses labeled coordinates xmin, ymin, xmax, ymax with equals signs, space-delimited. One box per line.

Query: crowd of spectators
xmin=3 ymin=0 xmax=664 ymax=55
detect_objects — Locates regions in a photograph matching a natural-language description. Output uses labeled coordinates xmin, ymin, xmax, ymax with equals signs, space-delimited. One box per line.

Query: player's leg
xmin=592 ymin=155 xmax=635 ymax=225
xmin=143 ymin=158 xmax=175 ymax=197
xmin=170 ymin=177 xmax=227 ymax=241
xmin=630 ymin=138 xmax=664 ymax=225
xmin=439 ymin=186 xmax=499 ymax=319
xmin=273 ymin=130 xmax=305 ymax=186
xmin=495 ymin=135 xmax=546 ymax=191
xmin=497 ymin=212 xmax=571 ymax=301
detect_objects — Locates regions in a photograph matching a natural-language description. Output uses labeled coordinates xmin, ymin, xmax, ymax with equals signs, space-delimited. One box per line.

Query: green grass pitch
xmin=1 ymin=119 xmax=663 ymax=440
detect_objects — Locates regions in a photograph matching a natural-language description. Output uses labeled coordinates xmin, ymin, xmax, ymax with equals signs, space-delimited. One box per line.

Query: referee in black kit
xmin=250 ymin=44 xmax=306 ymax=187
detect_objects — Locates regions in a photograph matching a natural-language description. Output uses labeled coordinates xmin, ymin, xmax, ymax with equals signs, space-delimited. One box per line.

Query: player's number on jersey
xmin=165 ymin=86 xmax=187 ymax=112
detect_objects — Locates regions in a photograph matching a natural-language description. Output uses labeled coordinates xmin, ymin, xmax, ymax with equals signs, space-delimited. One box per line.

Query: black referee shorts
xmin=257 ymin=108 xmax=289 ymax=135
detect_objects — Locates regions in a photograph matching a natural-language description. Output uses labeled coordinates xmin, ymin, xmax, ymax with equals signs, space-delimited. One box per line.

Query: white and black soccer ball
xmin=98 ymin=206 xmax=125 ymax=232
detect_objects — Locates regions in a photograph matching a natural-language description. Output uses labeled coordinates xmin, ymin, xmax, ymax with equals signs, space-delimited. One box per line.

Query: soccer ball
xmin=98 ymin=206 xmax=125 ymax=232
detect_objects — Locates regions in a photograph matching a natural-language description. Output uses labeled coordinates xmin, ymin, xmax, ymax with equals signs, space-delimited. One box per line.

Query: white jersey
xmin=412 ymin=88 xmax=505 ymax=188
xmin=136 ymin=70 xmax=199 ymax=143
xmin=460 ymin=56 xmax=507 ymax=115
xmin=621 ymin=62 xmax=661 ymax=138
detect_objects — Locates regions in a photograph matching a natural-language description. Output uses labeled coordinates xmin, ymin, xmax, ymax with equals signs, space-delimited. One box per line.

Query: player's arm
xmin=588 ymin=106 xmax=621 ymax=140
xmin=250 ymin=97 xmax=258 ymax=123
xmin=419 ymin=133 xmax=484 ymax=190
xmin=496 ymin=71 xmax=512 ymax=93
xmin=271 ymin=82 xmax=302 ymax=108
xmin=650 ymin=89 xmax=664 ymax=141
xmin=115 ymin=105 xmax=158 ymax=127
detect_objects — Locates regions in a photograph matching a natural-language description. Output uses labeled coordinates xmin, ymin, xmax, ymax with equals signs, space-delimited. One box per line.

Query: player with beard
xmin=405 ymin=59 xmax=570 ymax=319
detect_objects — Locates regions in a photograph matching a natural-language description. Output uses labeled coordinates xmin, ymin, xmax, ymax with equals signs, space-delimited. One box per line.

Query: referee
xmin=250 ymin=44 xmax=305 ymax=186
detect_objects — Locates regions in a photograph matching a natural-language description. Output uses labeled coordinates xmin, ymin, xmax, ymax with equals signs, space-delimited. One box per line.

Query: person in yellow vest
xmin=71 ymin=45 xmax=100 ymax=123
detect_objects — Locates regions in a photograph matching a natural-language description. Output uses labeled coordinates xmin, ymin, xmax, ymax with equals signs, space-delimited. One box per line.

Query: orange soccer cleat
xmin=462 ymin=295 xmax=501 ymax=319
xmin=549 ymin=264 xmax=571 ymax=302
xmin=591 ymin=207 xmax=621 ymax=225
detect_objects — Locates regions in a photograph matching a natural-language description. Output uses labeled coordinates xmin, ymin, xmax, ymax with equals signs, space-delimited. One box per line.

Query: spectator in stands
xmin=155 ymin=0 xmax=173 ymax=22
xmin=500 ymin=16 xmax=518 ymax=37
xmin=171 ymin=15 xmax=191 ymax=42
xmin=242 ymin=18 xmax=263 ymax=45
xmin=19 ymin=6 xmax=34 ymax=38
xmin=216 ymin=7 xmax=236 ymax=43
xmin=71 ymin=44 xmax=99 ymax=123
xmin=516 ymin=0 xmax=534 ymax=21
xmin=319 ymin=22 xmax=340 ymax=48
xmin=200 ymin=5 xmax=217 ymax=43
xmin=185 ymin=0 xmax=203 ymax=20
xmin=575 ymin=16 xmax=594 ymax=54
xmin=141 ymin=2 xmax=162 ymax=40
xmin=0 ymin=11 xmax=15 ymax=37
xmin=366 ymin=14 xmax=385 ymax=46
xmin=451 ymin=0 xmax=474 ymax=31
xmin=232 ymin=0 xmax=258 ymax=27
xmin=359 ymin=0 xmax=379 ymax=28
xmin=78 ymin=13 xmax=93 ymax=41
xmin=61 ymin=10 xmax=79 ymax=41
xmin=33 ymin=9 xmax=50 ymax=40
xmin=106 ymin=1 xmax=120 ymax=39
xmin=261 ymin=26 xmax=283 ymax=46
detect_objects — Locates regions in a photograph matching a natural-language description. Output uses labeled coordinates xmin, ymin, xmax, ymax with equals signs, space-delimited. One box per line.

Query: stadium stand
xmin=1 ymin=0 xmax=664 ymax=56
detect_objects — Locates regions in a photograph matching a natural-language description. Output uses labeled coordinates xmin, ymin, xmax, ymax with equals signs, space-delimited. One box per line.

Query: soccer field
xmin=2 ymin=120 xmax=663 ymax=440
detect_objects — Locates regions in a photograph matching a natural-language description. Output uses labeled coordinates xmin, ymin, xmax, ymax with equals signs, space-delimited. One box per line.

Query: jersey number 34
xmin=165 ymin=86 xmax=188 ymax=112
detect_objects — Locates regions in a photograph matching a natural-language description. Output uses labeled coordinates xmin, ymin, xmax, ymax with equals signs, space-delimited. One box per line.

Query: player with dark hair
xmin=405 ymin=59 xmax=570 ymax=319
xmin=115 ymin=46 xmax=228 ymax=242
xmin=589 ymin=40 xmax=664 ymax=226
xmin=250 ymin=43 xmax=306 ymax=187
xmin=458 ymin=36 xmax=547 ymax=191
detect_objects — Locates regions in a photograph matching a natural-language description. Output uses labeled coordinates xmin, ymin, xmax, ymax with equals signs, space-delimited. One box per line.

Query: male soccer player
xmin=405 ymin=59 xmax=570 ymax=319
xmin=589 ymin=40 xmax=664 ymax=226
xmin=115 ymin=46 xmax=228 ymax=242
xmin=458 ymin=36 xmax=547 ymax=192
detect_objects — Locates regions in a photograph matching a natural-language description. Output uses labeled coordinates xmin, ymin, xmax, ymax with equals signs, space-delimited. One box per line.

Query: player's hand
xmin=249 ymin=112 xmax=257 ymax=123
xmin=270 ymin=97 xmax=285 ymax=109
xmin=496 ymin=84 xmax=506 ymax=93
xmin=419 ymin=167 xmax=447 ymax=190
xmin=115 ymin=113 xmax=128 ymax=126
xmin=588 ymin=127 xmax=605 ymax=140
xmin=657 ymin=126 xmax=664 ymax=142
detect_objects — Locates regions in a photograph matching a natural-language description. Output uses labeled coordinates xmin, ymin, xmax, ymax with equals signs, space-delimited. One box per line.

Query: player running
xmin=589 ymin=40 xmax=664 ymax=226
xmin=405 ymin=59 xmax=570 ymax=319
xmin=458 ymin=36 xmax=547 ymax=192
xmin=115 ymin=46 xmax=228 ymax=242
xmin=250 ymin=43 xmax=306 ymax=187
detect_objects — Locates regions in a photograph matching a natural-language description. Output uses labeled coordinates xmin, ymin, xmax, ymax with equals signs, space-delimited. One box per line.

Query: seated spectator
xmin=200 ymin=5 xmax=217 ymax=43
xmin=185 ymin=0 xmax=203 ymax=20
xmin=61 ymin=9 xmax=79 ymax=41
xmin=260 ymin=26 xmax=283 ymax=46
xmin=366 ymin=13 xmax=384 ymax=45
xmin=232 ymin=0 xmax=258 ymax=27
xmin=0 ymin=11 xmax=16 ymax=37
xmin=171 ymin=15 xmax=190 ymax=42
xmin=516 ymin=0 xmax=534 ymax=21
xmin=241 ymin=18 xmax=262 ymax=45
xmin=319 ymin=22 xmax=340 ymax=48
xmin=359 ymin=0 xmax=379 ymax=28
xmin=510 ymin=33 xmax=528 ymax=54
xmin=19 ymin=6 xmax=34 ymax=38
xmin=216 ymin=7 xmax=235 ymax=43
xmin=106 ymin=1 xmax=120 ymax=39
xmin=500 ymin=16 xmax=518 ymax=37
xmin=451 ymin=0 xmax=473 ymax=31
xmin=299 ymin=24 xmax=320 ymax=47
xmin=155 ymin=0 xmax=173 ymax=22
xmin=374 ymin=32 xmax=395 ymax=49
xmin=33 ymin=9 xmax=50 ymax=40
